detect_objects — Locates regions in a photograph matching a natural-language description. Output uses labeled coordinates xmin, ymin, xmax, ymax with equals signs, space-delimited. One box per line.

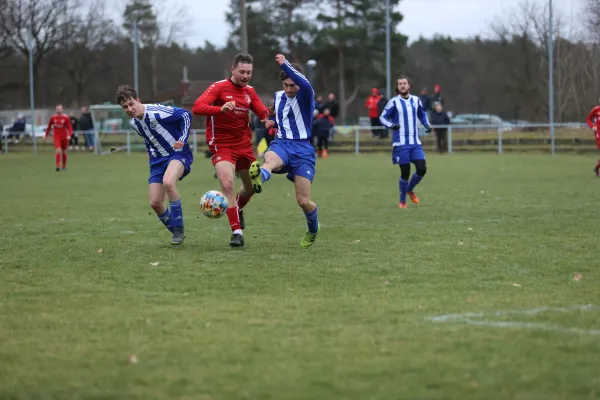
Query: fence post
xmin=355 ymin=127 xmax=360 ymax=155
xmin=94 ymin=131 xmax=100 ymax=155
xmin=192 ymin=130 xmax=197 ymax=154
xmin=497 ymin=127 xmax=503 ymax=154
xmin=550 ymin=123 xmax=555 ymax=155
xmin=447 ymin=125 xmax=452 ymax=153
xmin=126 ymin=131 xmax=131 ymax=156
xmin=3 ymin=133 xmax=7 ymax=154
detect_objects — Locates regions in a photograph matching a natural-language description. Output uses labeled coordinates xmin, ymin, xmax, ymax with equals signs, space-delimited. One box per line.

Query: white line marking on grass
xmin=426 ymin=304 xmax=600 ymax=336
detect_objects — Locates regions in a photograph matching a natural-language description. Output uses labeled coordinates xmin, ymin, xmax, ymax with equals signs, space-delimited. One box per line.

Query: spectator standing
xmin=429 ymin=102 xmax=451 ymax=154
xmin=315 ymin=95 xmax=326 ymax=114
xmin=314 ymin=108 xmax=335 ymax=158
xmin=419 ymin=88 xmax=432 ymax=115
xmin=432 ymin=84 xmax=444 ymax=106
xmin=79 ymin=106 xmax=95 ymax=151
xmin=69 ymin=112 xmax=80 ymax=150
xmin=365 ymin=88 xmax=383 ymax=138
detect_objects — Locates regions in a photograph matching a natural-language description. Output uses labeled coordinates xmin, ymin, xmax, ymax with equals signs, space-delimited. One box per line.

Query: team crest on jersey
xmin=245 ymin=94 xmax=251 ymax=104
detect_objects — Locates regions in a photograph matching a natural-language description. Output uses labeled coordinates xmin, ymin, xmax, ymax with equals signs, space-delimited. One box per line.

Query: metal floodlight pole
xmin=28 ymin=28 xmax=36 ymax=155
xmin=133 ymin=18 xmax=139 ymax=95
xmin=385 ymin=0 xmax=391 ymax=100
xmin=241 ymin=0 xmax=248 ymax=53
xmin=307 ymin=59 xmax=317 ymax=86
xmin=548 ymin=0 xmax=555 ymax=155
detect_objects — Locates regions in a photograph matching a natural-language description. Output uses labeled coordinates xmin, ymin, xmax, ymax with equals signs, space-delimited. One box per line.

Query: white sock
xmin=233 ymin=229 xmax=243 ymax=235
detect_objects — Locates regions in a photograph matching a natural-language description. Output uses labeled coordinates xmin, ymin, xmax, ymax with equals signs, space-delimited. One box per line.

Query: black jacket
xmin=430 ymin=111 xmax=450 ymax=132
xmin=79 ymin=112 xmax=94 ymax=131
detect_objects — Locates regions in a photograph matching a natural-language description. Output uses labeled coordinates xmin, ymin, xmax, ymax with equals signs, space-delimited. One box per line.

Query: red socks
xmin=55 ymin=153 xmax=61 ymax=168
xmin=236 ymin=193 xmax=250 ymax=210
xmin=62 ymin=153 xmax=67 ymax=168
xmin=226 ymin=207 xmax=241 ymax=231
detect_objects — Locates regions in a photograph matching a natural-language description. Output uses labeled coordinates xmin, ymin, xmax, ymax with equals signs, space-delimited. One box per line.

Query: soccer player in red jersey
xmin=587 ymin=98 xmax=600 ymax=176
xmin=192 ymin=53 xmax=270 ymax=248
xmin=44 ymin=104 xmax=73 ymax=171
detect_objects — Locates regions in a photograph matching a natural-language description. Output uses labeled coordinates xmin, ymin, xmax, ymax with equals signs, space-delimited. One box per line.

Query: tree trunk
xmin=151 ymin=46 xmax=158 ymax=99
xmin=336 ymin=0 xmax=346 ymax=124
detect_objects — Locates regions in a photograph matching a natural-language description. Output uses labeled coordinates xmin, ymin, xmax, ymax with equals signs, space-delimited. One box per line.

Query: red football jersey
xmin=192 ymin=79 xmax=269 ymax=147
xmin=587 ymin=106 xmax=600 ymax=130
xmin=45 ymin=113 xmax=73 ymax=138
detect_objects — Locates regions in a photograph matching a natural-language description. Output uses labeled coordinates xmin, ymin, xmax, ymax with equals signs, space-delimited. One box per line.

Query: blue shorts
xmin=148 ymin=150 xmax=193 ymax=184
xmin=392 ymin=145 xmax=425 ymax=165
xmin=268 ymin=139 xmax=316 ymax=182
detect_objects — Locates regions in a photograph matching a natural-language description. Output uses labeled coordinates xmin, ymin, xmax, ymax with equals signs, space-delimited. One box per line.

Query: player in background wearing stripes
xmin=192 ymin=54 xmax=270 ymax=248
xmin=43 ymin=104 xmax=73 ymax=171
xmin=249 ymin=54 xmax=320 ymax=248
xmin=586 ymin=98 xmax=600 ymax=176
xmin=379 ymin=76 xmax=432 ymax=209
xmin=117 ymin=85 xmax=193 ymax=246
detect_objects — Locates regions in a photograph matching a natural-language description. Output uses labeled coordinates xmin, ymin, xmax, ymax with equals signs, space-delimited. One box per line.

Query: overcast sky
xmin=113 ymin=0 xmax=583 ymax=48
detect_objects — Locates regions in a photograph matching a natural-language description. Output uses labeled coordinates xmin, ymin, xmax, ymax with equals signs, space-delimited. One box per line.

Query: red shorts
xmin=209 ymin=143 xmax=256 ymax=171
xmin=53 ymin=136 xmax=68 ymax=150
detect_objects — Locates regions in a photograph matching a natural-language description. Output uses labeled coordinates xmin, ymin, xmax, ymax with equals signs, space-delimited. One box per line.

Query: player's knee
xmin=399 ymin=164 xmax=411 ymax=180
xmin=296 ymin=193 xmax=311 ymax=209
xmin=162 ymin=178 xmax=176 ymax=193
xmin=149 ymin=198 xmax=163 ymax=210
xmin=219 ymin=177 xmax=235 ymax=195
xmin=415 ymin=160 xmax=427 ymax=177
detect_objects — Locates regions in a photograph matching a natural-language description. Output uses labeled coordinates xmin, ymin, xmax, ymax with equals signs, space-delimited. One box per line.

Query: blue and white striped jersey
xmin=379 ymin=95 xmax=430 ymax=146
xmin=130 ymin=104 xmax=192 ymax=163
xmin=272 ymin=61 xmax=315 ymax=140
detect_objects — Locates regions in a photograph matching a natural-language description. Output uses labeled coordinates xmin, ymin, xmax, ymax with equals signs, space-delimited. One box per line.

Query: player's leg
xmin=53 ymin=137 xmax=62 ymax=171
xmin=595 ymin=139 xmax=600 ymax=176
xmin=407 ymin=146 xmax=427 ymax=204
xmin=215 ymin=160 xmax=245 ymax=247
xmin=393 ymin=146 xmax=411 ymax=208
xmin=61 ymin=137 xmax=68 ymax=170
xmin=322 ymin=135 xmax=329 ymax=158
xmin=234 ymin=148 xmax=259 ymax=229
xmin=249 ymin=145 xmax=285 ymax=194
xmin=295 ymin=175 xmax=320 ymax=248
xmin=163 ymin=159 xmax=187 ymax=245
xmin=149 ymin=182 xmax=173 ymax=233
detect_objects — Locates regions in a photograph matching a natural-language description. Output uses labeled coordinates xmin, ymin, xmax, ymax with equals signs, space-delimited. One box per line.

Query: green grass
xmin=0 ymin=152 xmax=599 ymax=399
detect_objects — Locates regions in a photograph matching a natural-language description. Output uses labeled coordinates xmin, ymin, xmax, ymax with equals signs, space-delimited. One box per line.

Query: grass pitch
xmin=0 ymin=152 xmax=599 ymax=399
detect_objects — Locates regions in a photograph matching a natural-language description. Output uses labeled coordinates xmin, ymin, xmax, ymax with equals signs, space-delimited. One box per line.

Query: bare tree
xmin=0 ymin=0 xmax=76 ymax=101
xmin=59 ymin=0 xmax=118 ymax=105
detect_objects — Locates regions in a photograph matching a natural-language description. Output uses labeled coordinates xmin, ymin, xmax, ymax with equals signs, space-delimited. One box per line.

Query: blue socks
xmin=408 ymin=173 xmax=423 ymax=192
xmin=305 ymin=206 xmax=319 ymax=234
xmin=399 ymin=178 xmax=408 ymax=203
xmin=169 ymin=199 xmax=184 ymax=228
xmin=260 ymin=167 xmax=271 ymax=183
xmin=158 ymin=208 xmax=174 ymax=232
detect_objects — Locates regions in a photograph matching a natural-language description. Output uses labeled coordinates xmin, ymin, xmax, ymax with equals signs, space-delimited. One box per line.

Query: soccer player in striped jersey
xmin=116 ymin=85 xmax=193 ymax=245
xmin=249 ymin=54 xmax=320 ymax=248
xmin=379 ymin=75 xmax=432 ymax=209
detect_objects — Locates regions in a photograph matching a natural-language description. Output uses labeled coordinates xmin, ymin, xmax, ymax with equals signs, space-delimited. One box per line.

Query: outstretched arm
xmin=417 ymin=98 xmax=431 ymax=130
xmin=192 ymin=84 xmax=234 ymax=116
xmin=379 ymin=99 xmax=398 ymax=129
xmin=44 ymin=117 xmax=53 ymax=139
xmin=276 ymin=54 xmax=313 ymax=104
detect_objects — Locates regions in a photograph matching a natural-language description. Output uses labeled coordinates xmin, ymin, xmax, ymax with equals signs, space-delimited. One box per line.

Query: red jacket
xmin=45 ymin=114 xmax=73 ymax=138
xmin=192 ymin=78 xmax=269 ymax=147
xmin=365 ymin=93 xmax=382 ymax=118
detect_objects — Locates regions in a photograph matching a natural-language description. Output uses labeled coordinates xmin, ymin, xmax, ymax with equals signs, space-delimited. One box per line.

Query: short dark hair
xmin=280 ymin=63 xmax=304 ymax=81
xmin=116 ymin=85 xmax=138 ymax=104
xmin=232 ymin=53 xmax=253 ymax=68
xmin=395 ymin=75 xmax=412 ymax=94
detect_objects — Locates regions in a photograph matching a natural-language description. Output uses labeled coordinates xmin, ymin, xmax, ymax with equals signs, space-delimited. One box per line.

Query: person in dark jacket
xmin=313 ymin=108 xmax=335 ymax=158
xmin=431 ymin=84 xmax=444 ymax=106
xmin=79 ymin=106 xmax=95 ymax=151
xmin=9 ymin=113 xmax=26 ymax=143
xmin=69 ymin=112 xmax=79 ymax=150
xmin=419 ymin=88 xmax=432 ymax=115
xmin=429 ymin=102 xmax=451 ymax=154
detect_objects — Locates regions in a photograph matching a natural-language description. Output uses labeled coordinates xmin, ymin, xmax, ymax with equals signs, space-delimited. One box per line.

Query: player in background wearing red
xmin=44 ymin=104 xmax=73 ymax=171
xmin=587 ymin=98 xmax=600 ymax=176
xmin=192 ymin=53 xmax=270 ymax=248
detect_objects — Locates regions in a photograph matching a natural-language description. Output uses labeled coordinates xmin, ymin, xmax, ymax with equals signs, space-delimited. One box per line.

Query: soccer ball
xmin=200 ymin=190 xmax=228 ymax=219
